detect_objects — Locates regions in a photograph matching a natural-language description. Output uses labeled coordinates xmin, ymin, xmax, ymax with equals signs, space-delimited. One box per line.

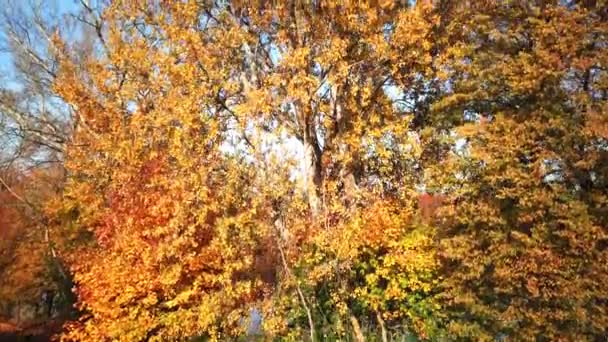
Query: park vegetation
xmin=0 ymin=1 xmax=607 ymax=340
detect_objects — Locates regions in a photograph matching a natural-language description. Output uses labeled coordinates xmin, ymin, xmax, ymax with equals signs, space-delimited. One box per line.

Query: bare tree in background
xmin=0 ymin=0 xmax=106 ymax=168
xmin=1 ymin=0 xmax=66 ymax=165
xmin=0 ymin=0 xmax=109 ymax=202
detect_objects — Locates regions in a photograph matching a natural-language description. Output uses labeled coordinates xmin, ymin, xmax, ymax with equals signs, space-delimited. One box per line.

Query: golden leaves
xmin=45 ymin=1 xmax=608 ymax=341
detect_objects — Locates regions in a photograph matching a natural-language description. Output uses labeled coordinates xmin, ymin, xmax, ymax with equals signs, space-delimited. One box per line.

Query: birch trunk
xmin=303 ymin=140 xmax=322 ymax=217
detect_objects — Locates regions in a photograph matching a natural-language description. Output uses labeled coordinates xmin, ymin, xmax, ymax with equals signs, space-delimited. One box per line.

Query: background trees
xmin=0 ymin=0 xmax=93 ymax=333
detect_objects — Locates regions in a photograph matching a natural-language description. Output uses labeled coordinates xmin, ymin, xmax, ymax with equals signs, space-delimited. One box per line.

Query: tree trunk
xmin=349 ymin=314 xmax=365 ymax=342
xmin=376 ymin=312 xmax=388 ymax=342
xmin=303 ymin=140 xmax=322 ymax=217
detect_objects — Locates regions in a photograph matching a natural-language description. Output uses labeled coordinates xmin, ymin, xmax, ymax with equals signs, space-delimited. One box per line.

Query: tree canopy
xmin=0 ymin=1 xmax=606 ymax=341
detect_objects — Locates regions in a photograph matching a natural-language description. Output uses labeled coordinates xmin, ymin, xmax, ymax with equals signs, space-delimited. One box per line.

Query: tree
xmin=51 ymin=2 xmax=282 ymax=339
xmin=426 ymin=1 xmax=608 ymax=339
xmin=0 ymin=164 xmax=73 ymax=330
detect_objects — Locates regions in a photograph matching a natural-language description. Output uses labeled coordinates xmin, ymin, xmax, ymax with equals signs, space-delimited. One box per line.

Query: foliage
xmin=34 ymin=1 xmax=608 ymax=341
xmin=286 ymin=197 xmax=444 ymax=340
xmin=0 ymin=166 xmax=72 ymax=324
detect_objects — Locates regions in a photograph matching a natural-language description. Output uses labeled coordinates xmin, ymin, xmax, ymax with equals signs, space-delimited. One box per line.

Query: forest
xmin=0 ymin=0 xmax=607 ymax=341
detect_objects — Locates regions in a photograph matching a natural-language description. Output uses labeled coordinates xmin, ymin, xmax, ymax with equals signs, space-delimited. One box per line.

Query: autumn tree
xmin=425 ymin=1 xmax=608 ymax=339
xmin=50 ymin=1 xmax=286 ymax=339
xmin=0 ymin=163 xmax=74 ymax=332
